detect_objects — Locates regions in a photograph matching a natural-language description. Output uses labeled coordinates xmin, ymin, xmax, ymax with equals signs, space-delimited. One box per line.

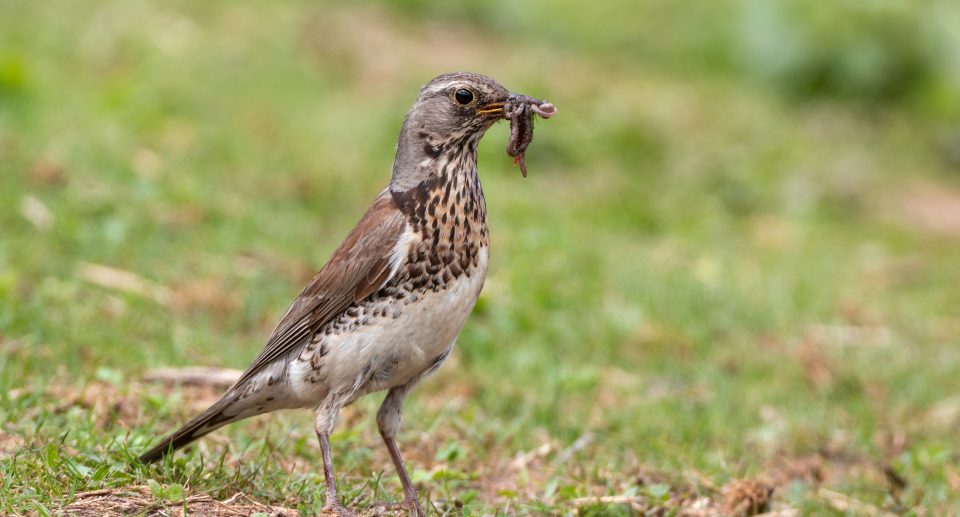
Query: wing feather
xmin=235 ymin=191 xmax=408 ymax=385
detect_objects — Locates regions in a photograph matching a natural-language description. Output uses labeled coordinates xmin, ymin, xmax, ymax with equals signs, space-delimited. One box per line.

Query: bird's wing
xmin=235 ymin=191 xmax=408 ymax=385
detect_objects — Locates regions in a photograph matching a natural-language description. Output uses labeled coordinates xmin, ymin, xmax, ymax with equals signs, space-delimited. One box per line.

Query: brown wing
xmin=235 ymin=191 xmax=408 ymax=385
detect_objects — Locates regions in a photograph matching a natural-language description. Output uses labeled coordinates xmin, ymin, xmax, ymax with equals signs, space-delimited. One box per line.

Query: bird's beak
xmin=477 ymin=92 xmax=525 ymax=118
xmin=476 ymin=101 xmax=506 ymax=118
xmin=479 ymin=93 xmax=557 ymax=120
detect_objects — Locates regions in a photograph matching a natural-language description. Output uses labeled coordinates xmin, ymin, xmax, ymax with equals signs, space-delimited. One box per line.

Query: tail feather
xmin=137 ymin=394 xmax=241 ymax=464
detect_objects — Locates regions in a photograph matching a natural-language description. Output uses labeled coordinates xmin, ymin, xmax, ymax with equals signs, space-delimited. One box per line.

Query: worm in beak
xmin=503 ymin=94 xmax=557 ymax=177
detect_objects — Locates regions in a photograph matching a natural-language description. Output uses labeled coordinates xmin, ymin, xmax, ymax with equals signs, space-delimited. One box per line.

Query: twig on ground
xmin=818 ymin=489 xmax=896 ymax=517
xmin=76 ymin=262 xmax=172 ymax=305
xmin=555 ymin=432 xmax=594 ymax=464
xmin=570 ymin=494 xmax=644 ymax=511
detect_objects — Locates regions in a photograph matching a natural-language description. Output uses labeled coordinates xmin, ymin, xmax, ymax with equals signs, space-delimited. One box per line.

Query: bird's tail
xmin=137 ymin=393 xmax=243 ymax=464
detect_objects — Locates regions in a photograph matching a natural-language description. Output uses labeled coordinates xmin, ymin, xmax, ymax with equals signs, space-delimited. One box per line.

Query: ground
xmin=2 ymin=1 xmax=960 ymax=515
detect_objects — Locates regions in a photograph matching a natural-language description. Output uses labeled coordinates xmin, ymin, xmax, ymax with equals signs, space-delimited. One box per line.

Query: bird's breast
xmin=289 ymin=243 xmax=488 ymax=404
xmin=289 ymin=171 xmax=491 ymax=403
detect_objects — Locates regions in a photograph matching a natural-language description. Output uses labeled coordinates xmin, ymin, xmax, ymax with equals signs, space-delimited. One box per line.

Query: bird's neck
xmin=389 ymin=128 xmax=488 ymax=246
xmin=390 ymin=143 xmax=485 ymax=216
xmin=389 ymin=121 xmax=484 ymax=193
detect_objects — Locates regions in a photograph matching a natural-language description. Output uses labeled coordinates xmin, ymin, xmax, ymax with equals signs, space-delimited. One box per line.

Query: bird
xmin=137 ymin=72 xmax=555 ymax=516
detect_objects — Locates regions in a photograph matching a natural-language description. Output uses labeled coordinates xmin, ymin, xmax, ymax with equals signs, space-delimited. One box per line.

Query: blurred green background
xmin=3 ymin=0 xmax=960 ymax=514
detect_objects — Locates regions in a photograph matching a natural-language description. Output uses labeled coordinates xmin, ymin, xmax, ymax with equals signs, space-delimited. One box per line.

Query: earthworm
xmin=504 ymin=97 xmax=556 ymax=177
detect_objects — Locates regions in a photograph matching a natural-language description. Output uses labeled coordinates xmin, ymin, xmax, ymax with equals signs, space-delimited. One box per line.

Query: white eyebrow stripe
xmin=422 ymin=81 xmax=452 ymax=93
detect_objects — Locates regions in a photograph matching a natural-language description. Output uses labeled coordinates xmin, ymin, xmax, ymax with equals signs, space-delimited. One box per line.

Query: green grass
xmin=3 ymin=0 xmax=960 ymax=515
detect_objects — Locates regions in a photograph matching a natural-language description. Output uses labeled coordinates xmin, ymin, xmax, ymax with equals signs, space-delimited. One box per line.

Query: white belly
xmin=289 ymin=247 xmax=488 ymax=405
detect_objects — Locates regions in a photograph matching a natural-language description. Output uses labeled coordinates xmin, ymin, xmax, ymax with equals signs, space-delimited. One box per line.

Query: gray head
xmin=390 ymin=72 xmax=513 ymax=191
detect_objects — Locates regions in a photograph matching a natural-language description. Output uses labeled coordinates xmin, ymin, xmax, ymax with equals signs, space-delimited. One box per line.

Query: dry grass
xmin=64 ymin=486 xmax=300 ymax=517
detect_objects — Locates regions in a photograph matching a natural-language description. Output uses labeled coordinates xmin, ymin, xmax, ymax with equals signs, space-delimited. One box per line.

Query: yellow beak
xmin=476 ymin=102 xmax=505 ymax=118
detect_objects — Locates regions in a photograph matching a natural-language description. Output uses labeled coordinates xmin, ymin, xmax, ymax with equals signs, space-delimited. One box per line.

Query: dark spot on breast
xmin=423 ymin=143 xmax=441 ymax=158
xmin=408 ymin=263 xmax=423 ymax=277
xmin=443 ymin=181 xmax=452 ymax=203
xmin=410 ymin=276 xmax=428 ymax=290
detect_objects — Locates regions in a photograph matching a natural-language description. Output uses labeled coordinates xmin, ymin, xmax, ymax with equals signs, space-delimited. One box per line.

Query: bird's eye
xmin=454 ymin=89 xmax=474 ymax=105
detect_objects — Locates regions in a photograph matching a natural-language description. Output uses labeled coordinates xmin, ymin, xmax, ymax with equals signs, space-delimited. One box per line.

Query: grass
xmin=3 ymin=0 xmax=960 ymax=515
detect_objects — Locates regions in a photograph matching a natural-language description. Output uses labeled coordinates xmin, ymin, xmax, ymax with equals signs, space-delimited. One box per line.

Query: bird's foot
xmin=322 ymin=503 xmax=357 ymax=517
xmin=369 ymin=497 xmax=425 ymax=517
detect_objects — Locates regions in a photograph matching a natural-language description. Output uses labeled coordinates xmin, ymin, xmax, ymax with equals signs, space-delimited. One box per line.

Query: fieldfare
xmin=138 ymin=72 xmax=556 ymax=516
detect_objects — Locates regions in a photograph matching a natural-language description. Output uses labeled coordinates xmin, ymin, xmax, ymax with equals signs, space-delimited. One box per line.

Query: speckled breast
xmin=292 ymin=166 xmax=489 ymax=402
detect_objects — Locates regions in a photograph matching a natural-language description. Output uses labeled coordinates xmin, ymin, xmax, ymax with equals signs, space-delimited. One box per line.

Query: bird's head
xmin=390 ymin=72 xmax=543 ymax=191
xmin=406 ymin=72 xmax=511 ymax=141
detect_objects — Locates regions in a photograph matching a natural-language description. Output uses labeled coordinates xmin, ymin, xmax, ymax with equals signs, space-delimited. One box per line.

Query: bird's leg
xmin=316 ymin=407 xmax=355 ymax=517
xmin=376 ymin=385 xmax=425 ymax=517
xmin=380 ymin=431 xmax=423 ymax=517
